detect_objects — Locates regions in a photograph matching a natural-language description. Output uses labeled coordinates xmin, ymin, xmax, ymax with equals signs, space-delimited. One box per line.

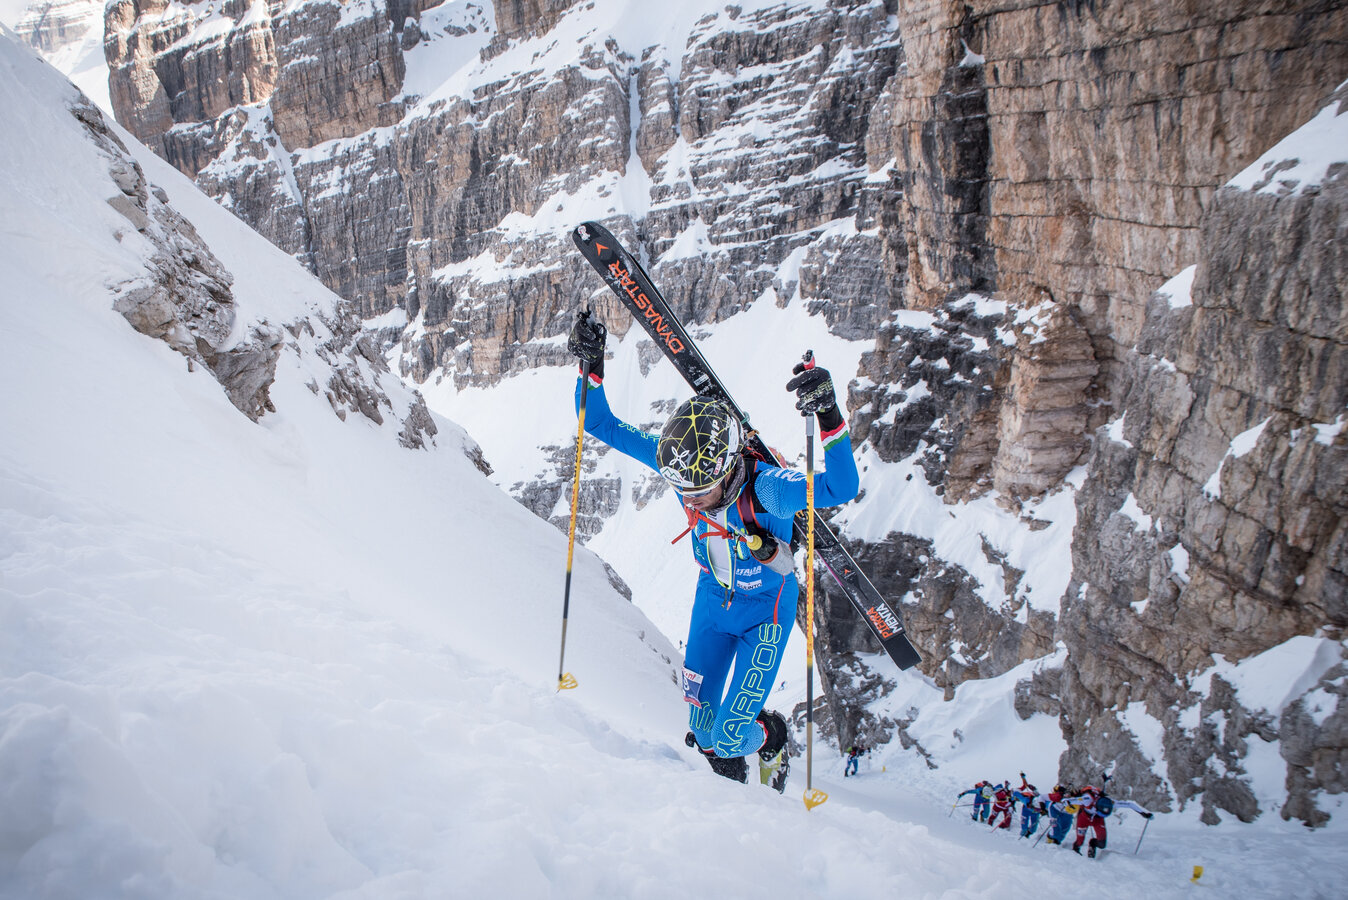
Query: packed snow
xmin=1202 ymin=417 xmax=1272 ymax=500
xmin=4 ymin=15 xmax=1348 ymax=900
xmin=3 ymin=0 xmax=109 ymax=111
xmin=1156 ymin=264 xmax=1196 ymax=310
xmin=1228 ymin=80 xmax=1348 ymax=197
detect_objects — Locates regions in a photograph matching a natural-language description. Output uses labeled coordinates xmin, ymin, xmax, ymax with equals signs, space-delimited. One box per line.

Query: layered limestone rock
xmin=104 ymin=0 xmax=407 ymax=179
xmin=991 ymin=301 xmax=1099 ymax=500
xmin=104 ymin=0 xmax=906 ymax=381
xmin=1056 ymin=88 xmax=1347 ymax=821
xmin=890 ymin=0 xmax=1348 ymax=362
xmin=13 ymin=0 xmax=102 ymax=53
xmin=870 ymin=0 xmax=1348 ymax=571
xmin=268 ymin=0 xmax=406 ymax=150
xmin=104 ymin=0 xmax=279 ymax=172
xmin=70 ymin=88 xmax=440 ymax=448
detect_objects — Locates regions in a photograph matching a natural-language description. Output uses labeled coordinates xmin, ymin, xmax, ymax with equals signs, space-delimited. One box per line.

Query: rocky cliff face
xmin=97 ymin=0 xmax=1348 ymax=822
xmin=881 ymin=0 xmax=1348 ymax=531
xmin=1058 ymin=85 xmax=1347 ymax=822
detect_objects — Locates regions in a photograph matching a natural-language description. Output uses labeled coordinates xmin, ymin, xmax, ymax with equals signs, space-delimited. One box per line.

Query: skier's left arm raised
xmin=754 ymin=358 xmax=860 ymax=515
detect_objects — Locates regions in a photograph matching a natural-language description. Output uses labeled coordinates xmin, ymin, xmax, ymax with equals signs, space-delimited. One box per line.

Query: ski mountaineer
xmin=567 ymin=310 xmax=859 ymax=788
xmin=844 ymin=743 xmax=866 ymax=777
xmin=1012 ymin=773 xmax=1042 ymax=837
xmin=1068 ymin=785 xmax=1154 ymax=857
xmin=1046 ymin=781 xmax=1078 ymax=846
xmin=958 ymin=781 xmax=992 ymax=821
xmin=988 ymin=781 xmax=1015 ymax=830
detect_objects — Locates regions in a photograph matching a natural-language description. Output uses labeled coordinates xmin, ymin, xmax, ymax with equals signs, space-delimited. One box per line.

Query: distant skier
xmin=569 ymin=312 xmax=859 ymax=789
xmin=988 ymin=781 xmax=1015 ymax=829
xmin=844 ymin=743 xmax=867 ymax=777
xmin=1044 ymin=784 xmax=1077 ymax=845
xmin=958 ymin=780 xmax=992 ymax=821
xmin=1012 ymin=773 xmax=1043 ymax=837
xmin=1068 ymin=785 xmax=1153 ymax=857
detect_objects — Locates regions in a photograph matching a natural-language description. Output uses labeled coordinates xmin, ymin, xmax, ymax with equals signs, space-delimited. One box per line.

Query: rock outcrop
xmin=71 ymin=92 xmax=282 ymax=420
xmin=67 ymin=87 xmax=441 ymax=452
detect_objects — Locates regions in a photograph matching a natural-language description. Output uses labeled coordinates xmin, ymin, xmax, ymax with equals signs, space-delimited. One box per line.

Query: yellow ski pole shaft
xmin=801 ymin=351 xmax=827 ymax=810
xmin=556 ymin=360 xmax=590 ymax=691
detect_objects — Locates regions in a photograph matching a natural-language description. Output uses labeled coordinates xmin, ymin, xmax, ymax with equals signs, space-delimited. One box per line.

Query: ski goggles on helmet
xmin=677 ymin=474 xmax=730 ymax=499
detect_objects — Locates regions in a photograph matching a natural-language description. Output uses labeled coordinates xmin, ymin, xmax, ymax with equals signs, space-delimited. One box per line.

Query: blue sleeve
xmin=576 ymin=374 xmax=660 ymax=472
xmin=752 ymin=420 xmax=859 ymax=517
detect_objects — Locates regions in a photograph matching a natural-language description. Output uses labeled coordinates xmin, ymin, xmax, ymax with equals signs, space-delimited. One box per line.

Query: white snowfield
xmin=2 ymin=23 xmax=1347 ymax=900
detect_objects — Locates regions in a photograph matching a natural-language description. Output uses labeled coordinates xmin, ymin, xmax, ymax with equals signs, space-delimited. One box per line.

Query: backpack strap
xmin=735 ymin=460 xmax=782 ymax=562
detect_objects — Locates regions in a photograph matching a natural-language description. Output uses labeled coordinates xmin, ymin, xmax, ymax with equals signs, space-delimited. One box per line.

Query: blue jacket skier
xmin=844 ymin=743 xmax=866 ymax=777
xmin=568 ymin=312 xmax=859 ymax=786
xmin=1012 ymin=773 xmax=1042 ymax=837
xmin=1045 ymin=784 xmax=1077 ymax=844
xmin=959 ymin=781 xmax=993 ymax=822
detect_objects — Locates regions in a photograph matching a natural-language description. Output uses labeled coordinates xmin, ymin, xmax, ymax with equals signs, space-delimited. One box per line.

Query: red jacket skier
xmin=988 ymin=781 xmax=1015 ymax=829
xmin=1068 ymin=786 xmax=1153 ymax=857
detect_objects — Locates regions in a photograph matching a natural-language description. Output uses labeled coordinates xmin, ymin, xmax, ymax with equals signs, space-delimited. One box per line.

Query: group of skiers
xmin=957 ymin=774 xmax=1153 ymax=858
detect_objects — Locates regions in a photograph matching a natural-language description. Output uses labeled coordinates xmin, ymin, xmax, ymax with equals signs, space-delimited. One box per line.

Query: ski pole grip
xmin=802 ymin=349 xmax=814 ymax=370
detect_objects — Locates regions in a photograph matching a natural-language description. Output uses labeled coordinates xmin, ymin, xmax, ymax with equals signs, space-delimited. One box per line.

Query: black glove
xmin=568 ymin=309 xmax=606 ymax=377
xmin=1143 ymin=812 xmax=1154 ymax=819
xmin=786 ymin=357 xmax=843 ymax=432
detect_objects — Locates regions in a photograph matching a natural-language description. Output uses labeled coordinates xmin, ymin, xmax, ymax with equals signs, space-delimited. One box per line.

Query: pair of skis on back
xmin=570 ymin=221 xmax=922 ymax=672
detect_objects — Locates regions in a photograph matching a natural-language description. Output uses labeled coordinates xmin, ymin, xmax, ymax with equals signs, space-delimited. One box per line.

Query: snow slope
xmin=1 ymin=1 xmax=110 ymax=110
xmin=3 ymin=24 xmax=1348 ymax=900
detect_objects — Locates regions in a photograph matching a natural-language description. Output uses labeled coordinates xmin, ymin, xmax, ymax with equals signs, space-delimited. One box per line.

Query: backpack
xmin=1094 ymin=794 xmax=1115 ymax=817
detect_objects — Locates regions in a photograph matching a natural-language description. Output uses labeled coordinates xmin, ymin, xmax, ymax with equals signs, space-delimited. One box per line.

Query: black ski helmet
xmin=656 ymin=396 xmax=744 ymax=494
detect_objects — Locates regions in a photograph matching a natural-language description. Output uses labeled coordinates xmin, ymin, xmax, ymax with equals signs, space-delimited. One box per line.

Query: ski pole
xmin=557 ymin=315 xmax=596 ymax=691
xmin=1133 ymin=817 xmax=1150 ymax=855
xmin=801 ymin=351 xmax=827 ymax=811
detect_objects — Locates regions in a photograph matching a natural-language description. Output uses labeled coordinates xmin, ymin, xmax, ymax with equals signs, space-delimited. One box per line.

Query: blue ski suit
xmin=1013 ymin=789 xmax=1042 ymax=836
xmin=577 ymin=373 xmax=859 ymax=758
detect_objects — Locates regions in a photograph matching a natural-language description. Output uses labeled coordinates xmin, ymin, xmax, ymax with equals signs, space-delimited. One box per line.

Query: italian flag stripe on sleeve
xmin=821 ymin=420 xmax=849 ymax=450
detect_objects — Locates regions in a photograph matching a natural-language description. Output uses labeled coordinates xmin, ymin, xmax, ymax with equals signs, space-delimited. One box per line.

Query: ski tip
xmin=572 ymin=222 xmax=617 ymax=262
xmin=803 ymin=788 xmax=828 ymax=810
xmin=571 ymin=223 xmax=597 ymax=253
xmin=558 ymin=673 xmax=578 ymax=691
